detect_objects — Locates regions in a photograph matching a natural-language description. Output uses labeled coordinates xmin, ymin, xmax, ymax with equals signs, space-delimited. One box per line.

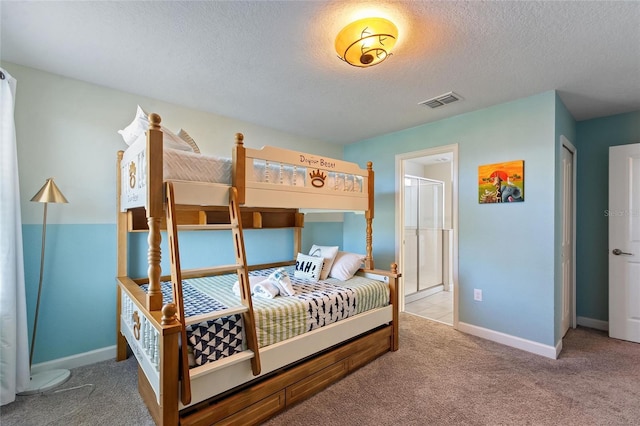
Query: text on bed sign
xmin=299 ymin=155 xmax=336 ymax=169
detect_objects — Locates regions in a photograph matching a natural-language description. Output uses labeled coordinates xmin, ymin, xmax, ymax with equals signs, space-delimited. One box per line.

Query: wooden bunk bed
xmin=116 ymin=113 xmax=400 ymax=425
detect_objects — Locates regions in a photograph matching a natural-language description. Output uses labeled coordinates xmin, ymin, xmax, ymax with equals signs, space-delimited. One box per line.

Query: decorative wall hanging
xmin=478 ymin=160 xmax=524 ymax=203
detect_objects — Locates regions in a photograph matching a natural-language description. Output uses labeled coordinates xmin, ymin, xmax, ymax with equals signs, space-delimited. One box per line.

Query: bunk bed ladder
xmin=228 ymin=187 xmax=262 ymax=377
xmin=165 ymin=182 xmax=192 ymax=406
xmin=165 ymin=183 xmax=262 ymax=406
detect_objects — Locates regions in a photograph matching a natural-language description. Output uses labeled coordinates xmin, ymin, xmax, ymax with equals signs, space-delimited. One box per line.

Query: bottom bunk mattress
xmin=141 ymin=266 xmax=389 ymax=367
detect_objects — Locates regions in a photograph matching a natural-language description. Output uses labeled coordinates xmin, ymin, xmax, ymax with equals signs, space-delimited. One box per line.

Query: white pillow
xmin=294 ymin=253 xmax=324 ymax=281
xmin=329 ymin=252 xmax=365 ymax=281
xmin=268 ymin=267 xmax=295 ymax=296
xmin=118 ymin=105 xmax=197 ymax=152
xmin=308 ymin=245 xmax=339 ymax=280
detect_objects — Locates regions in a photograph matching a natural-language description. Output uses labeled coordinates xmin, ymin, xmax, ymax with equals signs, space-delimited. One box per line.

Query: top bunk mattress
xmin=164 ymin=148 xmax=232 ymax=184
xmin=120 ymin=133 xmax=365 ymax=211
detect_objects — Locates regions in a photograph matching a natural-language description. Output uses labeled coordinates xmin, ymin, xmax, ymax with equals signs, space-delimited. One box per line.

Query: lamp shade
xmin=31 ymin=178 xmax=68 ymax=204
xmin=335 ymin=17 xmax=398 ymax=67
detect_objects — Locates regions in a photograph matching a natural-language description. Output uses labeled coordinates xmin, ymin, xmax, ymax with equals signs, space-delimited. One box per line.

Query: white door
xmin=609 ymin=143 xmax=640 ymax=343
xmin=561 ymin=144 xmax=574 ymax=335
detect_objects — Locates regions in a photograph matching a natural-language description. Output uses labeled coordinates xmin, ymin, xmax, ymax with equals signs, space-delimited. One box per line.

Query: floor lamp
xmin=18 ymin=177 xmax=71 ymax=395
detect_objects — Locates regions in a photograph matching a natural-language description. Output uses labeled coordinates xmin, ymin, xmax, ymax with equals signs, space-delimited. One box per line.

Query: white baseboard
xmin=576 ymin=316 xmax=609 ymax=331
xmin=457 ymin=322 xmax=558 ymax=359
xmin=31 ymin=346 xmax=116 ymax=374
xmin=554 ymin=339 xmax=563 ymax=359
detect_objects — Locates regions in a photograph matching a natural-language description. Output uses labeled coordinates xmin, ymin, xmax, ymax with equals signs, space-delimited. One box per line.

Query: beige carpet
xmin=264 ymin=313 xmax=640 ymax=425
xmin=2 ymin=313 xmax=638 ymax=425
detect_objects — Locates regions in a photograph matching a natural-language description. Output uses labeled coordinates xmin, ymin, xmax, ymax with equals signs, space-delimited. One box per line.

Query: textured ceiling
xmin=2 ymin=1 xmax=639 ymax=144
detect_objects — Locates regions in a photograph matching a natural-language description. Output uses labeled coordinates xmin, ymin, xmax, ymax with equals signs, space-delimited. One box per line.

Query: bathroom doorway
xmin=396 ymin=146 xmax=458 ymax=326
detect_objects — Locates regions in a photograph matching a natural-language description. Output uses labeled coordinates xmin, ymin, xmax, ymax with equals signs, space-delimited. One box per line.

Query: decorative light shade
xmin=335 ymin=17 xmax=398 ymax=68
xmin=30 ymin=178 xmax=68 ymax=204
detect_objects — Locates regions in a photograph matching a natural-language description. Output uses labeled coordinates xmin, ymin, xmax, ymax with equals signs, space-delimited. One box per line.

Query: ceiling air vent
xmin=419 ymin=92 xmax=462 ymax=109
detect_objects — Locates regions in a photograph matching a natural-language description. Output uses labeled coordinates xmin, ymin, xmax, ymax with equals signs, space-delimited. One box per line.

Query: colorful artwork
xmin=478 ymin=160 xmax=524 ymax=203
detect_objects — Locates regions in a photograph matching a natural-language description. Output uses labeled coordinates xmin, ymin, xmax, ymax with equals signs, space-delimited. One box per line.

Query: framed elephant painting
xmin=478 ymin=160 xmax=524 ymax=203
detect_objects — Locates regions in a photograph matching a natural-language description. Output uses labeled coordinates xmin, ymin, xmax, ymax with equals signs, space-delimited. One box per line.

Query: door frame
xmin=395 ymin=144 xmax=459 ymax=327
xmin=561 ymin=135 xmax=577 ymax=330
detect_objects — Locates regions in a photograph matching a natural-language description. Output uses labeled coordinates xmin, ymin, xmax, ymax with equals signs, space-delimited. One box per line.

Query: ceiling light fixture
xmin=335 ymin=17 xmax=398 ymax=68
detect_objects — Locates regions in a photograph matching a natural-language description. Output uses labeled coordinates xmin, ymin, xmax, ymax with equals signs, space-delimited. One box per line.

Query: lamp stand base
xmin=17 ymin=369 xmax=71 ymax=395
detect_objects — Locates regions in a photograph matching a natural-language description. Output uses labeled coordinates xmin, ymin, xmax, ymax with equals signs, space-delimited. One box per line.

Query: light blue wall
xmin=575 ymin=111 xmax=640 ymax=322
xmin=344 ymin=92 xmax=558 ymax=346
xmin=301 ymin=222 xmax=344 ymax=254
xmin=22 ymin=225 xmax=116 ymax=363
xmin=127 ymin=230 xmax=299 ymax=279
xmin=553 ymin=94 xmax=577 ymax=342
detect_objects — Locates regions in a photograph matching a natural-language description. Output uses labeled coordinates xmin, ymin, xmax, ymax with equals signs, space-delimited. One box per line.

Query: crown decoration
xmin=129 ymin=161 xmax=137 ymax=189
xmin=309 ymin=169 xmax=326 ymax=188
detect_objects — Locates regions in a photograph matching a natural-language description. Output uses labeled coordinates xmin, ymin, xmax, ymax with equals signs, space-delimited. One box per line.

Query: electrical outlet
xmin=474 ymin=289 xmax=482 ymax=301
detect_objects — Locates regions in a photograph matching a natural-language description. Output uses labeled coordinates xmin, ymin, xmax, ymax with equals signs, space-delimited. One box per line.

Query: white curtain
xmin=0 ymin=67 xmax=30 ymax=405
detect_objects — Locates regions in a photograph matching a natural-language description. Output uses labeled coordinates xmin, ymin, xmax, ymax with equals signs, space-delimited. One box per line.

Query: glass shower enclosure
xmin=404 ymin=175 xmax=444 ymax=298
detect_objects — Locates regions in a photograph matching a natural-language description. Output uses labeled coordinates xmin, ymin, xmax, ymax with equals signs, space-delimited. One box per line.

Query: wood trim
xmin=215 ymin=391 xmax=285 ymax=426
xmin=229 ymin=187 xmax=261 ymax=376
xmin=130 ymin=261 xmax=296 ymax=285
xmin=285 ymin=360 xmax=348 ymax=406
xmin=138 ymin=328 xmax=181 ymax=426
xmin=232 ymin=133 xmax=246 ymax=204
xmin=365 ymin=161 xmax=374 ymax=269
xmin=116 ymin=150 xmax=128 ymax=361
xmin=165 ymin=182 xmax=192 ymax=405
xmin=146 ymin=113 xmax=163 ymax=311
xmin=138 ymin=365 xmax=162 ymax=425
xmin=388 ymin=263 xmax=400 ymax=351
xmin=179 ymin=326 xmax=392 ymax=425
xmin=244 ymin=145 xmax=368 ymax=176
xmin=128 ymin=205 xmax=301 ymax=231
xmin=356 ymin=263 xmax=400 ymax=351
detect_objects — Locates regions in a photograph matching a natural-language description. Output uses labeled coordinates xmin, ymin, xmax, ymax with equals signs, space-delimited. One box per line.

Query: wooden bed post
xmin=232 ymin=133 xmax=246 ymax=205
xmin=139 ymin=303 xmax=180 ymax=426
xmin=365 ymin=161 xmax=375 ymax=269
xmin=146 ymin=113 xmax=163 ymax=311
xmin=116 ymin=150 xmax=129 ymax=361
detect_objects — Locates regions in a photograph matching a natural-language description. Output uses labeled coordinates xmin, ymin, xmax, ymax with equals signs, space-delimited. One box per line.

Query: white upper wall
xmin=5 ymin=63 xmax=342 ymax=224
